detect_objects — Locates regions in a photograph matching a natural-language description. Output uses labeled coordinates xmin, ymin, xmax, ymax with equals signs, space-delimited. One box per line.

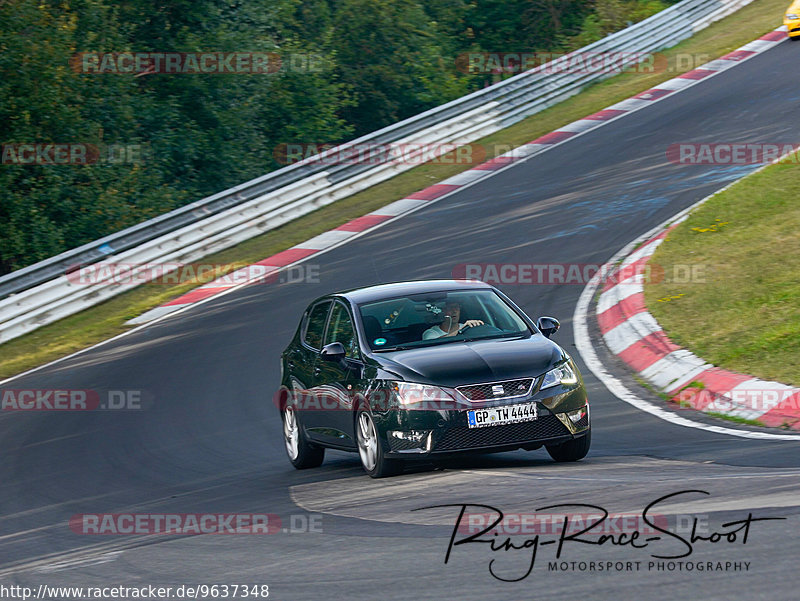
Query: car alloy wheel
xmin=357 ymin=411 xmax=378 ymax=471
xmin=355 ymin=408 xmax=402 ymax=478
xmin=284 ymin=406 xmax=300 ymax=460
xmin=283 ymin=405 xmax=324 ymax=469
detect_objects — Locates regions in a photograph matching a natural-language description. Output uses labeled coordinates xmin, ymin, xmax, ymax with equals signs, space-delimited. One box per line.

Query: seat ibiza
xmin=277 ymin=280 xmax=590 ymax=477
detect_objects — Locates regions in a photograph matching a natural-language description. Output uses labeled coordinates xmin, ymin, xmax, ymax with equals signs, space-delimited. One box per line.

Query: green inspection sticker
xmin=374 ymin=338 xmax=387 ymax=346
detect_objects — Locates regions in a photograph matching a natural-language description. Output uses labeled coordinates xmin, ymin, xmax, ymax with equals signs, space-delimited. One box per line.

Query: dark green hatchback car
xmin=277 ymin=280 xmax=590 ymax=478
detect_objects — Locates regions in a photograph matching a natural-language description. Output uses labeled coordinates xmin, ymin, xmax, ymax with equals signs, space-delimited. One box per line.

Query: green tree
xmin=0 ymin=0 xmax=678 ymax=274
xmin=330 ymin=0 xmax=471 ymax=136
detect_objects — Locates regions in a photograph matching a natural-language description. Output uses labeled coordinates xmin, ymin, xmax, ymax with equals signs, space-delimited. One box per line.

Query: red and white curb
xmin=596 ymin=221 xmax=800 ymax=429
xmin=128 ymin=27 xmax=788 ymax=327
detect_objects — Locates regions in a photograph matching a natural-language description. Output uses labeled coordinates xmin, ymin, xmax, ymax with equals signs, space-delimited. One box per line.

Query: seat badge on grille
xmin=491 ymin=385 xmax=504 ymax=397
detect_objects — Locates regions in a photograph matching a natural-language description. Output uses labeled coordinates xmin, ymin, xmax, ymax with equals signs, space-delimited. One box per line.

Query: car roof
xmin=332 ymin=279 xmax=494 ymax=304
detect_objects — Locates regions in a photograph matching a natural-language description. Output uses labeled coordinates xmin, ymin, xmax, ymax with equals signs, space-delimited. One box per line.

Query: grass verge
xmin=0 ymin=0 xmax=790 ymax=380
xmin=704 ymin=412 xmax=767 ymax=427
xmin=645 ymin=152 xmax=800 ymax=386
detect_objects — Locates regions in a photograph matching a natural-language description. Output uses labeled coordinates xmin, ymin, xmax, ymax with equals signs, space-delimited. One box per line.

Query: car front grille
xmin=389 ymin=437 xmax=424 ymax=451
xmin=434 ymin=413 xmax=569 ymax=451
xmin=456 ymin=378 xmax=534 ymax=401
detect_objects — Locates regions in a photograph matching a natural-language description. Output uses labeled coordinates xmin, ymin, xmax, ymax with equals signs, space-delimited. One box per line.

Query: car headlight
xmin=390 ymin=382 xmax=456 ymax=407
xmin=787 ymin=12 xmax=799 ymax=19
xmin=539 ymin=361 xmax=578 ymax=390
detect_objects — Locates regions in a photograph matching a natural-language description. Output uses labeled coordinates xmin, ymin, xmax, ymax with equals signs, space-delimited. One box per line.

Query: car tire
xmin=546 ymin=430 xmax=591 ymax=462
xmin=355 ymin=409 xmax=403 ymax=478
xmin=283 ymin=406 xmax=324 ymax=469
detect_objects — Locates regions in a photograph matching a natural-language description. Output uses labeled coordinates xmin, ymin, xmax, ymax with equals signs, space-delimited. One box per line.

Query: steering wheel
xmin=457 ymin=323 xmax=503 ymax=336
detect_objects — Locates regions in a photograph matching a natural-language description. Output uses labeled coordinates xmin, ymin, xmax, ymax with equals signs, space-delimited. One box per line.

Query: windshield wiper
xmin=374 ymin=333 xmax=526 ymax=351
xmin=459 ymin=333 xmax=527 ymax=343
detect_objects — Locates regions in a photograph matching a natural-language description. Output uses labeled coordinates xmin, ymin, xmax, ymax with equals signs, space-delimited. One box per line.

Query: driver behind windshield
xmin=422 ymin=301 xmax=484 ymax=339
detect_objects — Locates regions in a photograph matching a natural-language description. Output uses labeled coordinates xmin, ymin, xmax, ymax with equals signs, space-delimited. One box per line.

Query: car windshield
xmin=358 ymin=289 xmax=531 ymax=351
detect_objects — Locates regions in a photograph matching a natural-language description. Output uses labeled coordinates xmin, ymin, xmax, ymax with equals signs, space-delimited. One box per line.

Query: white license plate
xmin=466 ymin=402 xmax=538 ymax=428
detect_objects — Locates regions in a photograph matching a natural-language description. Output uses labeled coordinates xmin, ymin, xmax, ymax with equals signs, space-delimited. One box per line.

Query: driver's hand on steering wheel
xmin=462 ymin=319 xmax=484 ymax=329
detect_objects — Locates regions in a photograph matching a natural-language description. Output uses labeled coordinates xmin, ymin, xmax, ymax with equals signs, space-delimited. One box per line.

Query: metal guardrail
xmin=0 ymin=0 xmax=755 ymax=343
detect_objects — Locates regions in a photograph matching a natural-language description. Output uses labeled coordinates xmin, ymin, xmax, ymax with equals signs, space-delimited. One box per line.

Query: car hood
xmin=372 ymin=335 xmax=565 ymax=387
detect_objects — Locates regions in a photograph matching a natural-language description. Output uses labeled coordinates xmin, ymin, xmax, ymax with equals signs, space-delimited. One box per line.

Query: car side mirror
xmin=320 ymin=342 xmax=347 ymax=362
xmin=537 ymin=316 xmax=560 ymax=338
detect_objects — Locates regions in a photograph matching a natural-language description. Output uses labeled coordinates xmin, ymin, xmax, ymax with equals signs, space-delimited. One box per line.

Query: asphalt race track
xmin=2 ymin=39 xmax=800 ymax=601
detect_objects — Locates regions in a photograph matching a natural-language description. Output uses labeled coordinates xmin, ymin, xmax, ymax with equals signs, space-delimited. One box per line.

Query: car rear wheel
xmin=355 ymin=409 xmax=402 ymax=478
xmin=546 ymin=430 xmax=591 ymax=462
xmin=283 ymin=406 xmax=325 ymax=469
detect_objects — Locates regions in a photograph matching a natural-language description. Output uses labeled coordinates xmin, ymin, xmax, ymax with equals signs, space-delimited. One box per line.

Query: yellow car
xmin=786 ymin=0 xmax=800 ymax=39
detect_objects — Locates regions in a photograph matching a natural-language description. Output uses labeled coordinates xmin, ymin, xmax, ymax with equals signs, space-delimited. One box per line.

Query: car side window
xmin=324 ymin=302 xmax=359 ymax=358
xmin=303 ymin=301 xmax=331 ymax=350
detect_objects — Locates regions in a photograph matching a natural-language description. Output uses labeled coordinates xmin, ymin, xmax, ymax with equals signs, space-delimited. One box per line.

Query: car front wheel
xmin=546 ymin=430 xmax=591 ymax=462
xmin=283 ymin=406 xmax=324 ymax=469
xmin=355 ymin=409 xmax=402 ymax=478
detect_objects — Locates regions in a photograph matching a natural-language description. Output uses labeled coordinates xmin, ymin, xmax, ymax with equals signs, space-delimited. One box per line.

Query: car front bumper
xmin=373 ymin=385 xmax=589 ymax=459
